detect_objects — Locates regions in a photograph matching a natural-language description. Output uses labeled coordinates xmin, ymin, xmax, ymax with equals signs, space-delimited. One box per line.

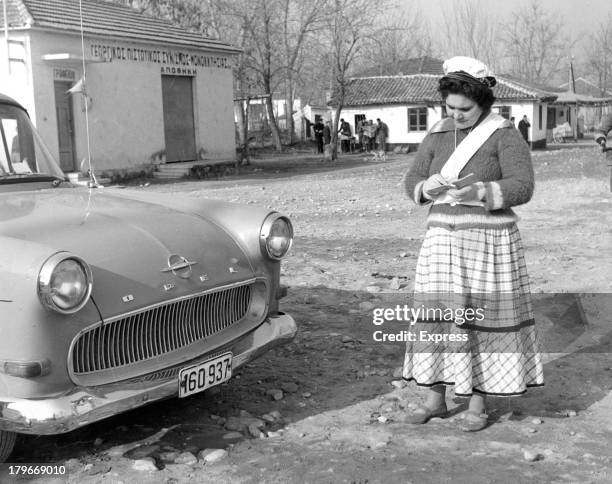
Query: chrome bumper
xmin=0 ymin=313 xmax=296 ymax=435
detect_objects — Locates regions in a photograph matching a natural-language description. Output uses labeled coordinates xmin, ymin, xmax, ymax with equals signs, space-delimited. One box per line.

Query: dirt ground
xmin=7 ymin=145 xmax=612 ymax=483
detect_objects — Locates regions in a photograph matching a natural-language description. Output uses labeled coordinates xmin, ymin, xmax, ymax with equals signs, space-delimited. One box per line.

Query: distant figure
xmin=362 ymin=120 xmax=376 ymax=152
xmin=323 ymin=120 xmax=331 ymax=145
xmin=375 ymin=118 xmax=389 ymax=152
xmin=338 ymin=118 xmax=352 ymax=153
xmin=510 ymin=116 xmax=515 ymax=128
xmin=518 ymin=115 xmax=530 ymax=144
xmin=313 ymin=118 xmax=325 ymax=154
xmin=594 ymin=112 xmax=612 ymax=150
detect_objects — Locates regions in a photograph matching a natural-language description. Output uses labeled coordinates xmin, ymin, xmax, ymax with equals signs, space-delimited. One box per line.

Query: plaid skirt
xmin=402 ymin=224 xmax=544 ymax=396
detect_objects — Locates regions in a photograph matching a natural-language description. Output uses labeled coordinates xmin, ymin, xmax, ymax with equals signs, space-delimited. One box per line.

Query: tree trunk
xmin=236 ymin=98 xmax=250 ymax=165
xmin=331 ymin=104 xmax=343 ymax=161
xmin=264 ymin=95 xmax=283 ymax=152
xmin=285 ymin=83 xmax=295 ymax=145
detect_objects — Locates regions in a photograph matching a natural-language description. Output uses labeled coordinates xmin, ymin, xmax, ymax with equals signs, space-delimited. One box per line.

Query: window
xmin=538 ymin=105 xmax=542 ymax=130
xmin=408 ymin=107 xmax=428 ymax=131
xmin=495 ymin=106 xmax=511 ymax=119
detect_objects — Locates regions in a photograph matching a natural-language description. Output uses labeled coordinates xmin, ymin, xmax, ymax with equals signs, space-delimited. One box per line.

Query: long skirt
xmin=402 ymin=224 xmax=544 ymax=396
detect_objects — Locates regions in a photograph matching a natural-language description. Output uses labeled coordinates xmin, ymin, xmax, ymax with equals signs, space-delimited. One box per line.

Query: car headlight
xmin=38 ymin=253 xmax=93 ymax=314
xmin=260 ymin=214 xmax=293 ymax=260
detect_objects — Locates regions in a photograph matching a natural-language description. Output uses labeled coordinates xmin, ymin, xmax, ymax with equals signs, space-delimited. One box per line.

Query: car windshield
xmin=0 ymin=103 xmax=65 ymax=182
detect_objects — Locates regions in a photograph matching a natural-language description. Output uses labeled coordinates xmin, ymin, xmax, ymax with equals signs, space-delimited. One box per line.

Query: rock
xmin=523 ymin=450 xmax=542 ymax=462
xmin=531 ymin=418 xmax=543 ymax=425
xmin=281 ymin=382 xmax=299 ymax=393
xmin=248 ymin=423 xmax=265 ymax=438
xmin=87 ymin=462 xmax=112 ymax=476
xmin=269 ymin=410 xmax=282 ymax=420
xmin=132 ymin=458 xmax=158 ymax=471
xmin=93 ymin=437 xmax=104 ymax=447
xmin=377 ymin=416 xmax=388 ymax=423
xmin=159 ymin=451 xmax=180 ymax=462
xmin=267 ymin=431 xmax=282 ymax=438
xmin=123 ymin=444 xmax=160 ymax=460
xmin=341 ymin=335 xmax=354 ymax=343
xmin=224 ymin=416 xmax=246 ymax=431
xmin=199 ymin=448 xmax=228 ymax=464
xmin=373 ymin=441 xmax=387 ymax=449
xmin=222 ymin=431 xmax=244 ymax=440
xmin=225 ymin=416 xmax=265 ymax=431
xmin=527 ymin=428 xmax=537 ymax=433
xmin=366 ymin=286 xmax=382 ymax=293
xmin=392 ymin=367 xmax=404 ymax=379
xmin=262 ymin=414 xmax=276 ymax=423
xmin=389 ymin=278 xmax=401 ymax=290
xmin=569 ymin=431 xmax=576 ymax=436
xmin=174 ymin=452 xmax=198 ymax=465
xmin=391 ymin=380 xmax=406 ymax=389
xmin=359 ymin=301 xmax=375 ymax=311
xmin=399 ymin=252 xmax=408 ymax=258
xmin=267 ymin=389 xmax=284 ymax=400
xmin=302 ymin=392 xmax=312 ymax=398
xmin=567 ymin=410 xmax=577 ymax=417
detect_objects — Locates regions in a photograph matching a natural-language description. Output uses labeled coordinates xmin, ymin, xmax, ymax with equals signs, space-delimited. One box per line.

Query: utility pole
xmin=3 ymin=0 xmax=10 ymax=76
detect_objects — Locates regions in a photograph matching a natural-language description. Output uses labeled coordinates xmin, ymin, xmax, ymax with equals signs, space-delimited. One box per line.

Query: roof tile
xmin=1 ymin=0 xmax=239 ymax=53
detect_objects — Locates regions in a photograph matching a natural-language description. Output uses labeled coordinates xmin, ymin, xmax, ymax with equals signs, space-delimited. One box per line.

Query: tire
xmin=0 ymin=431 xmax=17 ymax=463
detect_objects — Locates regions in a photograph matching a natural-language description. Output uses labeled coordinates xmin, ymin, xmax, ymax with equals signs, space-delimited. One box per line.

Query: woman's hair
xmin=438 ymin=74 xmax=496 ymax=111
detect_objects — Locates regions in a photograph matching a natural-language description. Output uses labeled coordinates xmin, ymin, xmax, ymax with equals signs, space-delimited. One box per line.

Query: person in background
xmin=401 ymin=56 xmax=543 ymax=432
xmin=375 ymin=118 xmax=389 ymax=152
xmin=518 ymin=115 xmax=530 ymax=144
xmin=338 ymin=118 xmax=352 ymax=153
xmin=323 ymin=120 xmax=331 ymax=145
xmin=510 ymin=116 xmax=516 ymax=128
xmin=594 ymin=112 xmax=612 ymax=149
xmin=313 ymin=118 xmax=325 ymax=154
xmin=363 ymin=120 xmax=376 ymax=152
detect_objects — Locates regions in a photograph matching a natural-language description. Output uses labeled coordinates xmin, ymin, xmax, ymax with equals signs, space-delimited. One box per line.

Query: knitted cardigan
xmin=404 ymin=115 xmax=534 ymax=230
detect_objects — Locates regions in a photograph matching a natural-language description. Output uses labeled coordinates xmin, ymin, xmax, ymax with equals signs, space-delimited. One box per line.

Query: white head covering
xmin=442 ymin=56 xmax=496 ymax=87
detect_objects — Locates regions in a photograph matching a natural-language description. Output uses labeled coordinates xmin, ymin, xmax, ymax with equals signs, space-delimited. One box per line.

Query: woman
xmin=402 ymin=56 xmax=543 ymax=431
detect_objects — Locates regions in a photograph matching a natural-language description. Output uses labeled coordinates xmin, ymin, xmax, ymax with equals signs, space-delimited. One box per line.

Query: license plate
xmin=178 ymin=352 xmax=232 ymax=398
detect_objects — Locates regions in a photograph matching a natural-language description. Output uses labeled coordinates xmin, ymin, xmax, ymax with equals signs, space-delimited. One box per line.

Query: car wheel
xmin=0 ymin=431 xmax=17 ymax=463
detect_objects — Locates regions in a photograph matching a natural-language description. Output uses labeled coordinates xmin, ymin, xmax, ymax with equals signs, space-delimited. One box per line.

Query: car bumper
xmin=0 ymin=313 xmax=297 ymax=435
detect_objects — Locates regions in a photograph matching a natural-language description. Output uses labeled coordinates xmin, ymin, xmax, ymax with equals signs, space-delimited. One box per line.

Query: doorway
xmin=161 ymin=75 xmax=197 ymax=162
xmin=53 ymin=81 xmax=76 ymax=172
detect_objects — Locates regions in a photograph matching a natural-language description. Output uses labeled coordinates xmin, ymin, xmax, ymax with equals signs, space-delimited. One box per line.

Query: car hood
xmin=0 ymin=188 xmax=255 ymax=320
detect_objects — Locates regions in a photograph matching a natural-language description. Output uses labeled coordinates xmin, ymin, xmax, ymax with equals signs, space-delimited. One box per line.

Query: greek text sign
xmin=89 ymin=43 xmax=232 ymax=70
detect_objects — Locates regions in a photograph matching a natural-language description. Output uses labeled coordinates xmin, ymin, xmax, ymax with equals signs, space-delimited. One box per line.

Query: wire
xmin=78 ymin=0 xmax=94 ymax=186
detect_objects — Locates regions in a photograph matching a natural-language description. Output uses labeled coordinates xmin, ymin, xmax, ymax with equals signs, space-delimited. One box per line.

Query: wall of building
xmin=5 ymin=29 xmax=237 ymax=174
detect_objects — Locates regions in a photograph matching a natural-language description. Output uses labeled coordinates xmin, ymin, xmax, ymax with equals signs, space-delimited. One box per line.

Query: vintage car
xmin=0 ymin=93 xmax=296 ymax=462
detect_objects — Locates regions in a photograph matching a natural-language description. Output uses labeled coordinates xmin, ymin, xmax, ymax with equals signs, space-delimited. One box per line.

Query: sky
xmin=408 ymin=0 xmax=612 ymax=35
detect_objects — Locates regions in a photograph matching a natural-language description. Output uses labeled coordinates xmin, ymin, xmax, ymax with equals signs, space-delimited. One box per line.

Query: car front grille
xmin=72 ymin=283 xmax=253 ymax=374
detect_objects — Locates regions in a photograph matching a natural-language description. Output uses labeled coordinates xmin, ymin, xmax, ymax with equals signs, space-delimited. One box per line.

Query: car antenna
xmin=77 ymin=0 xmax=97 ymax=188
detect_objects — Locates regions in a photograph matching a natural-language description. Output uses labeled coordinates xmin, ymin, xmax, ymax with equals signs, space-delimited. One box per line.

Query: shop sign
xmin=53 ymin=68 xmax=77 ymax=81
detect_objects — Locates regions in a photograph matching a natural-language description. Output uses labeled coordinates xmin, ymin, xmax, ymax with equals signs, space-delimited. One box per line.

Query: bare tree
xmin=502 ymin=0 xmax=576 ymax=84
xmin=280 ymin=0 xmax=330 ymax=145
xmin=438 ymin=0 xmax=500 ymax=71
xmin=584 ymin=12 xmax=612 ymax=96
xmin=360 ymin=8 xmax=432 ymax=76
xmin=325 ymin=0 xmax=385 ymax=160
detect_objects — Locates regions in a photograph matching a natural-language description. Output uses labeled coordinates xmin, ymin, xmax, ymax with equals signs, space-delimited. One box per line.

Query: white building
xmin=335 ymin=74 xmax=559 ymax=149
xmin=1 ymin=0 xmax=240 ymax=176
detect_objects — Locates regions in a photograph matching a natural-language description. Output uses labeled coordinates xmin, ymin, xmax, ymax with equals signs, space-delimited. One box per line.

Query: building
xmin=334 ymin=74 xmax=557 ymax=149
xmin=1 ymin=0 xmax=240 ymax=176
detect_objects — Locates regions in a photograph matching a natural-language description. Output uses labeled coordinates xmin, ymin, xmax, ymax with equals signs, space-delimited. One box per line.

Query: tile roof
xmin=0 ymin=0 xmax=240 ymax=53
xmin=355 ymin=56 xmax=444 ymax=77
xmin=335 ymin=74 xmax=558 ymax=107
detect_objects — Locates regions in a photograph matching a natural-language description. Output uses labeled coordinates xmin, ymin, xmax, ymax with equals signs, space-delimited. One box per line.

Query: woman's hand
xmin=446 ymin=182 xmax=486 ymax=202
xmin=422 ymin=174 xmax=451 ymax=199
